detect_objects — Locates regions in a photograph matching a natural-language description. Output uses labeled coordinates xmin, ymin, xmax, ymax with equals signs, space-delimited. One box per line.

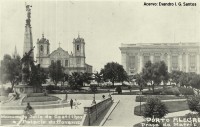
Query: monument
xmin=14 ymin=4 xmax=35 ymax=94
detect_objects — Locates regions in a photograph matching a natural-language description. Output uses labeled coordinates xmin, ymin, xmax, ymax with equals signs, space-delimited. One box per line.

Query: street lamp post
xmin=139 ymin=91 xmax=142 ymax=115
xmin=92 ymin=91 xmax=96 ymax=104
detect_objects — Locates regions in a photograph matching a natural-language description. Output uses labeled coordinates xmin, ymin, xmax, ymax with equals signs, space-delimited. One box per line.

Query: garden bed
xmin=23 ymin=95 xmax=61 ymax=102
xmin=134 ymin=100 xmax=189 ymax=116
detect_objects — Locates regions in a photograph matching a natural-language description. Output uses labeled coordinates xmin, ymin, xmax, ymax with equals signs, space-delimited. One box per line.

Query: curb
xmin=99 ymin=100 xmax=120 ymax=126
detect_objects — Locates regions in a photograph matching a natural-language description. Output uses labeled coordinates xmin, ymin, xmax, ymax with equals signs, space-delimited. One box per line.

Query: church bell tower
xmin=36 ymin=34 xmax=50 ymax=68
xmin=73 ymin=34 xmax=86 ymax=70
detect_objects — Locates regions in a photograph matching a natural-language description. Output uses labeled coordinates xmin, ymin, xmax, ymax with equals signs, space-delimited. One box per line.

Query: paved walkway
xmin=1 ymin=100 xmax=100 ymax=115
xmin=103 ymin=95 xmax=191 ymax=126
xmin=104 ymin=95 xmax=145 ymax=126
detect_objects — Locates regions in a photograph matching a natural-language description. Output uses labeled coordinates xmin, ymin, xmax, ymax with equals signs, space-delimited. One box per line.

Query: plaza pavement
xmin=1 ymin=92 xmax=192 ymax=126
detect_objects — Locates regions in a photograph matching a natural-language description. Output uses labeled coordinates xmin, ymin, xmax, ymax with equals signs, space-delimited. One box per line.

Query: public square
xmin=1 ymin=0 xmax=200 ymax=127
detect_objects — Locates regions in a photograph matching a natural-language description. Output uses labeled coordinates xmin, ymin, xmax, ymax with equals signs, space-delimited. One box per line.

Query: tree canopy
xmin=101 ymin=62 xmax=128 ymax=86
xmin=0 ymin=54 xmax=21 ymax=91
xmin=49 ymin=61 xmax=64 ymax=86
xmin=142 ymin=61 xmax=168 ymax=93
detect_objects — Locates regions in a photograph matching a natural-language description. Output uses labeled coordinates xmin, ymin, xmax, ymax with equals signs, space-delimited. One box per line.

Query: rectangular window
xmin=129 ymin=56 xmax=135 ymax=69
xmin=65 ymin=60 xmax=68 ymax=67
xmin=143 ymin=56 xmax=150 ymax=65
xmin=172 ymin=56 xmax=178 ymax=69
xmin=189 ymin=55 xmax=196 ymax=68
xmin=57 ymin=60 xmax=61 ymax=65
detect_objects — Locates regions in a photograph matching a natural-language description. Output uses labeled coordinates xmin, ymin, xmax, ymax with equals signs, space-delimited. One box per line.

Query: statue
xmin=21 ymin=46 xmax=35 ymax=85
xmin=25 ymin=3 xmax=32 ymax=26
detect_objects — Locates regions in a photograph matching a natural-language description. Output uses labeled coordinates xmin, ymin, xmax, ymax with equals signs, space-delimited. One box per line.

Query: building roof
xmin=73 ymin=34 xmax=85 ymax=44
xmin=120 ymin=42 xmax=199 ymax=48
xmin=37 ymin=34 xmax=50 ymax=44
xmin=50 ymin=47 xmax=70 ymax=58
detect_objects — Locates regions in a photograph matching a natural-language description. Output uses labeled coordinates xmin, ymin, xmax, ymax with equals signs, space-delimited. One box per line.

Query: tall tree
xmin=61 ymin=73 xmax=69 ymax=86
xmin=49 ymin=61 xmax=64 ymax=86
xmin=81 ymin=72 xmax=93 ymax=86
xmin=94 ymin=71 xmax=103 ymax=86
xmin=170 ymin=70 xmax=182 ymax=85
xmin=68 ymin=72 xmax=82 ymax=89
xmin=134 ymin=73 xmax=145 ymax=92
xmin=0 ymin=54 xmax=21 ymax=91
xmin=101 ymin=62 xmax=128 ymax=86
xmin=142 ymin=61 xmax=169 ymax=93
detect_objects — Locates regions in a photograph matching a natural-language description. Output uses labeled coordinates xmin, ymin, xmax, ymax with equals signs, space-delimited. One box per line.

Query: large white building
xmin=120 ymin=43 xmax=200 ymax=75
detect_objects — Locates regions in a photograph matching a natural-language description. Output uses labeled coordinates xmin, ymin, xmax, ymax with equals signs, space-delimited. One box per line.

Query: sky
xmin=0 ymin=0 xmax=200 ymax=71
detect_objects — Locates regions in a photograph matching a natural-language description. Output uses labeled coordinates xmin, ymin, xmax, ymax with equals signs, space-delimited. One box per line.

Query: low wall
xmin=81 ymin=97 xmax=113 ymax=126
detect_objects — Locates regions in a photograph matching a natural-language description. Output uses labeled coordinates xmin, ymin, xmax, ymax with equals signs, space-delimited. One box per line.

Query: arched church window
xmin=40 ymin=45 xmax=43 ymax=52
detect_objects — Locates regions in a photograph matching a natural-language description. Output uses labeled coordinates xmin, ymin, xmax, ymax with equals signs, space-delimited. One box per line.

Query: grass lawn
xmin=135 ymin=95 xmax=187 ymax=102
xmin=134 ymin=115 xmax=200 ymax=127
xmin=134 ymin=100 xmax=189 ymax=116
xmin=23 ymin=95 xmax=61 ymax=102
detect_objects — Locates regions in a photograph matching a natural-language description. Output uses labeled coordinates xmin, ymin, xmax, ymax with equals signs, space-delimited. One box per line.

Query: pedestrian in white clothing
xmin=74 ymin=99 xmax=79 ymax=109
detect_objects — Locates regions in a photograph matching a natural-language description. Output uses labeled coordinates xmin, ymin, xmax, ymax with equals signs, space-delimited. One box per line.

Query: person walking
xmin=70 ymin=99 xmax=73 ymax=109
xmin=74 ymin=99 xmax=79 ymax=109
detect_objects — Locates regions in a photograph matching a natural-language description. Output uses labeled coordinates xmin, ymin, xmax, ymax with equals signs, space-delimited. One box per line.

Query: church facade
xmin=36 ymin=34 xmax=92 ymax=74
xmin=120 ymin=43 xmax=200 ymax=75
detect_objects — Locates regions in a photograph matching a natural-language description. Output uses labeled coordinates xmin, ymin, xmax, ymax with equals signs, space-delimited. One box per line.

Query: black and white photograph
xmin=0 ymin=0 xmax=200 ymax=126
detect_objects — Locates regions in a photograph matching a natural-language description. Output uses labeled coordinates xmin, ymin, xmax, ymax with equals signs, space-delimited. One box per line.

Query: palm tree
xmin=94 ymin=71 xmax=103 ymax=86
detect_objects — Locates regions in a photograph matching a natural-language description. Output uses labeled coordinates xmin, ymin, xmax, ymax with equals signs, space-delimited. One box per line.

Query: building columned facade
xmin=36 ymin=34 xmax=92 ymax=74
xmin=119 ymin=43 xmax=200 ymax=75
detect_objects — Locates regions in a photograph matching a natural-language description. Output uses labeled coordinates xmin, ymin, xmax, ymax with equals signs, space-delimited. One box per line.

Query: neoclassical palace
xmin=119 ymin=43 xmax=200 ymax=75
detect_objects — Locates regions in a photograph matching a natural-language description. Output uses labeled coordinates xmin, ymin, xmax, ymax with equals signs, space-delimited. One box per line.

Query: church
xmin=21 ymin=3 xmax=92 ymax=74
xmin=36 ymin=34 xmax=92 ymax=74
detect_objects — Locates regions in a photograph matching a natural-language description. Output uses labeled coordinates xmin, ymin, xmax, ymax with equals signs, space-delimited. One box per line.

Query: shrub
xmin=89 ymin=85 xmax=97 ymax=92
xmin=162 ymin=87 xmax=180 ymax=96
xmin=178 ymin=87 xmax=194 ymax=95
xmin=116 ymin=86 xmax=122 ymax=94
xmin=143 ymin=97 xmax=169 ymax=118
xmin=187 ymin=96 xmax=200 ymax=113
xmin=46 ymin=85 xmax=60 ymax=91
xmin=142 ymin=89 xmax=162 ymax=95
